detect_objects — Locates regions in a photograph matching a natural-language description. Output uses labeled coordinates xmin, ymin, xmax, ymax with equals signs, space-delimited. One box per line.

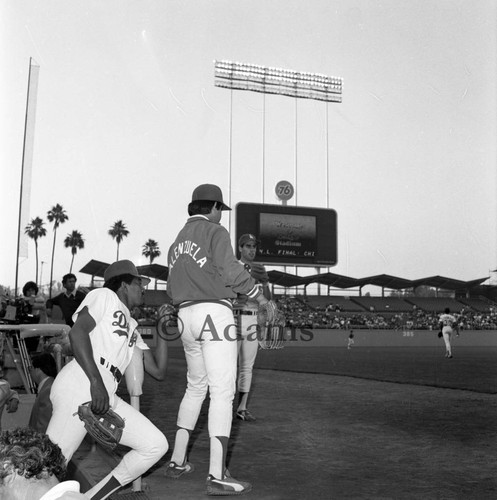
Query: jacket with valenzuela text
xmin=167 ymin=216 xmax=260 ymax=305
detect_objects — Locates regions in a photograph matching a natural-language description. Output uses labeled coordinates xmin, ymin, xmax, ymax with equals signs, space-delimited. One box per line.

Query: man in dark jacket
xmin=46 ymin=273 xmax=86 ymax=326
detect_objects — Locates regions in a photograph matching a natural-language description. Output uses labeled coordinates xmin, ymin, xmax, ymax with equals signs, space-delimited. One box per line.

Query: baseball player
xmin=438 ymin=307 xmax=458 ymax=358
xmin=234 ymin=233 xmax=271 ymax=422
xmin=164 ymin=184 xmax=272 ymax=496
xmin=347 ymin=330 xmax=355 ymax=349
xmin=46 ymin=260 xmax=169 ymax=500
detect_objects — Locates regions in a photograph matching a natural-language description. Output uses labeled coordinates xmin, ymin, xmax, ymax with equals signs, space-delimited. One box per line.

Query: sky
xmin=1 ymin=0 xmax=496 ymax=295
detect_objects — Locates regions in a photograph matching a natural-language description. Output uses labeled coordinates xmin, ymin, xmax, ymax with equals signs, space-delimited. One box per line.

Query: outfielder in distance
xmin=46 ymin=260 xmax=169 ymax=500
xmin=164 ymin=184 xmax=277 ymax=496
xmin=234 ymin=233 xmax=272 ymax=422
xmin=438 ymin=307 xmax=458 ymax=358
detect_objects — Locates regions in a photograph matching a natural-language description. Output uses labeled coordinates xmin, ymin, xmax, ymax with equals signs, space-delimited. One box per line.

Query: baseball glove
xmin=437 ymin=331 xmax=443 ymax=338
xmin=257 ymin=300 xmax=279 ymax=325
xmin=76 ymin=402 xmax=125 ymax=450
xmin=257 ymin=301 xmax=285 ymax=350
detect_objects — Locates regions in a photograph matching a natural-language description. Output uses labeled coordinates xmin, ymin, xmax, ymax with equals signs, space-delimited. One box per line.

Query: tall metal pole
xmin=262 ymin=93 xmax=266 ymax=203
xmin=15 ymin=58 xmax=39 ymax=295
xmin=40 ymin=261 xmax=45 ymax=291
xmin=294 ymin=98 xmax=298 ymax=207
xmin=228 ymin=89 xmax=233 ymax=235
xmin=326 ymin=104 xmax=330 ymax=209
xmin=325 ymin=103 xmax=331 ymax=282
xmin=294 ymin=98 xmax=298 ymax=290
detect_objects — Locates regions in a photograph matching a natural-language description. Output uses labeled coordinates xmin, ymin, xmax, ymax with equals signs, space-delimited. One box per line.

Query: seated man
xmin=46 ymin=274 xmax=86 ymax=327
xmin=0 ymin=427 xmax=86 ymax=499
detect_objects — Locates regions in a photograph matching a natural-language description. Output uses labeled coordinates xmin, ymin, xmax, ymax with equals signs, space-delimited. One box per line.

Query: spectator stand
xmin=274 ymin=294 xmax=497 ymax=331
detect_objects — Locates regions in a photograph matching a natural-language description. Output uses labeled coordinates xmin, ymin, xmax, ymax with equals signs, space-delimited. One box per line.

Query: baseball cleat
xmin=164 ymin=459 xmax=194 ymax=479
xmin=236 ymin=409 xmax=256 ymax=422
xmin=206 ymin=469 xmax=252 ymax=496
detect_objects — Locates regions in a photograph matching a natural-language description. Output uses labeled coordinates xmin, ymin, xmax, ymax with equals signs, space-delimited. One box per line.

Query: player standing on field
xmin=46 ymin=260 xmax=169 ymax=500
xmin=347 ymin=330 xmax=355 ymax=349
xmin=234 ymin=233 xmax=271 ymax=422
xmin=438 ymin=307 xmax=458 ymax=358
xmin=164 ymin=184 xmax=272 ymax=496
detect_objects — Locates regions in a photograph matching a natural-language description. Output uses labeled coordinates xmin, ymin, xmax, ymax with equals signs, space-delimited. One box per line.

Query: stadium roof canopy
xmin=268 ymin=271 xmax=360 ymax=289
xmin=358 ymin=274 xmax=414 ymax=290
xmin=137 ymin=264 xmax=169 ymax=282
xmin=267 ymin=270 xmax=489 ymax=293
xmin=410 ymin=275 xmax=487 ymax=291
xmin=80 ymin=259 xmax=489 ymax=294
xmin=79 ymin=259 xmax=109 ymax=278
xmin=79 ymin=260 xmax=169 ymax=283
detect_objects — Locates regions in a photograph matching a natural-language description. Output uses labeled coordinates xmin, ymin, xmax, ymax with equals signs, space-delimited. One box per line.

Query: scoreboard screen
xmin=235 ymin=202 xmax=337 ymax=267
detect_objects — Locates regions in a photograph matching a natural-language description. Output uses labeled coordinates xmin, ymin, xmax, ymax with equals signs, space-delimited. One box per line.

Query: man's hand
xmin=89 ymin=380 xmax=110 ymax=415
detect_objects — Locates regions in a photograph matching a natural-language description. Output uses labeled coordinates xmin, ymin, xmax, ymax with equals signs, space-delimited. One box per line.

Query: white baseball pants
xmin=237 ymin=314 xmax=259 ymax=393
xmin=47 ymin=359 xmax=168 ymax=486
xmin=176 ymin=302 xmax=238 ymax=437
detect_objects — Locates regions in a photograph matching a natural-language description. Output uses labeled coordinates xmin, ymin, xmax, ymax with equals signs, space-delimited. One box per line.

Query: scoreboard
xmin=235 ymin=202 xmax=337 ymax=267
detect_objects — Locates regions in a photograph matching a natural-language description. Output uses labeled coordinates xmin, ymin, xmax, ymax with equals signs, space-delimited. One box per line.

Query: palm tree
xmin=108 ymin=220 xmax=129 ymax=260
xmin=24 ymin=217 xmax=47 ymax=285
xmin=64 ymin=230 xmax=85 ymax=273
xmin=47 ymin=204 xmax=69 ymax=299
xmin=142 ymin=239 xmax=161 ymax=264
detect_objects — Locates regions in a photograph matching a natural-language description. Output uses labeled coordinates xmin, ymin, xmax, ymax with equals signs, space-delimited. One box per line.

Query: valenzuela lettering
xmin=169 ymin=239 xmax=207 ymax=269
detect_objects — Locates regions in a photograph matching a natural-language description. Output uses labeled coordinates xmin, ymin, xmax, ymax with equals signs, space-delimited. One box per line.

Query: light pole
xmin=214 ymin=61 xmax=343 ymax=291
xmin=214 ymin=59 xmax=343 ymax=206
xmin=40 ymin=261 xmax=46 ymax=291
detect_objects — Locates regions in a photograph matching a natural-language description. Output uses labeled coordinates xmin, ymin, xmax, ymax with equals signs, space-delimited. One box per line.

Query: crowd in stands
xmin=275 ymin=296 xmax=497 ymax=330
xmin=111 ymin=295 xmax=497 ymax=332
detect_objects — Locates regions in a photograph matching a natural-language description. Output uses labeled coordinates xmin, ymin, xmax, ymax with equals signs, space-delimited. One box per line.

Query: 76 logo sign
xmin=275 ymin=180 xmax=294 ymax=201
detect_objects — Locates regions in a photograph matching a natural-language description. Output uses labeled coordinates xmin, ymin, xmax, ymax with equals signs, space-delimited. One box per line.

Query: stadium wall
xmin=138 ymin=326 xmax=497 ymax=349
xmin=285 ymin=329 xmax=497 ymax=348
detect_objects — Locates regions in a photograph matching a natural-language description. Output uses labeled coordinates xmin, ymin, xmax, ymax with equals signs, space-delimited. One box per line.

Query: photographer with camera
xmin=21 ymin=281 xmax=47 ymax=324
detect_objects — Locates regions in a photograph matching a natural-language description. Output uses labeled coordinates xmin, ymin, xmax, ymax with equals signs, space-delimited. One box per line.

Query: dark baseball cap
xmin=239 ymin=233 xmax=260 ymax=246
xmin=191 ymin=184 xmax=231 ymax=211
xmin=104 ymin=260 xmax=151 ymax=286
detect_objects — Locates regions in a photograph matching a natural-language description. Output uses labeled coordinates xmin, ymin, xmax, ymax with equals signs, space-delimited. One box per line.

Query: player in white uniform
xmin=234 ymin=234 xmax=271 ymax=422
xmin=46 ymin=260 xmax=169 ymax=500
xmin=347 ymin=330 xmax=355 ymax=349
xmin=438 ymin=307 xmax=458 ymax=358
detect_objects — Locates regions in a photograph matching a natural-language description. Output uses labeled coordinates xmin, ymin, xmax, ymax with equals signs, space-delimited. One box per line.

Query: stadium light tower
xmin=214 ymin=61 xmax=343 ymax=102
xmin=214 ymin=60 xmax=342 ymax=209
xmin=214 ymin=60 xmax=343 ymax=292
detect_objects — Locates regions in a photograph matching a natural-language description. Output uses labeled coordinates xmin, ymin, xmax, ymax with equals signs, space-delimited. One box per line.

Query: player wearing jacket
xmin=164 ymin=184 xmax=270 ymax=496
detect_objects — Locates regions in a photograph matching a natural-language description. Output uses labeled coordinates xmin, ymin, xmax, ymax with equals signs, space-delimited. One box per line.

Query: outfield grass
xmin=254 ymin=346 xmax=497 ymax=394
